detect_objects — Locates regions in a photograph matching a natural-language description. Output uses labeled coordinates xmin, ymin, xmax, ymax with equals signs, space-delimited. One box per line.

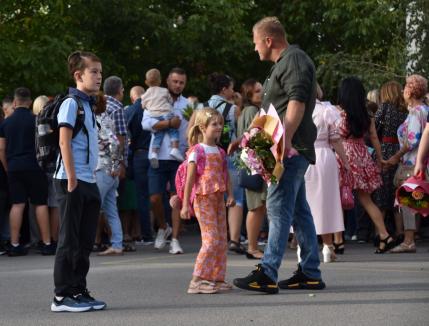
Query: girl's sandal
xmin=374 ymin=235 xmax=395 ymax=254
xmin=187 ymin=280 xmax=219 ymax=294
xmin=216 ymin=281 xmax=233 ymax=291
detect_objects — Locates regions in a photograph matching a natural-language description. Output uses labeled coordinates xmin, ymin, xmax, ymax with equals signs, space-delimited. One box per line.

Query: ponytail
xmin=188 ymin=124 xmax=203 ymax=146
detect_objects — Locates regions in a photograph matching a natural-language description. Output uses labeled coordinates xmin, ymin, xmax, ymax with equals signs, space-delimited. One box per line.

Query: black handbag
xmin=238 ymin=169 xmax=264 ymax=191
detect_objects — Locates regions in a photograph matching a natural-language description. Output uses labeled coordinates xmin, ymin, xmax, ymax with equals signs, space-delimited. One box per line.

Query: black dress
xmin=372 ymin=103 xmax=408 ymax=210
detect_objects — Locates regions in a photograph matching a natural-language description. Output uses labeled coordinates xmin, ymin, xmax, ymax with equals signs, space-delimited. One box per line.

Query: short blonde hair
xmin=145 ymin=68 xmax=161 ymax=87
xmin=253 ymin=16 xmax=286 ymax=41
xmin=406 ymin=74 xmax=428 ymax=100
xmin=187 ymin=108 xmax=223 ymax=146
xmin=33 ymin=95 xmax=49 ymax=115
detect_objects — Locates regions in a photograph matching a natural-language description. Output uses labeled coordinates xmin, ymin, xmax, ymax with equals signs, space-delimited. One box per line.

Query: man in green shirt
xmin=234 ymin=16 xmax=325 ymax=294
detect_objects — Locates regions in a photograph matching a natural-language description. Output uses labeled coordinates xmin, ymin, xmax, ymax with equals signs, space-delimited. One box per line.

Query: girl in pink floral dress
xmin=180 ymin=108 xmax=235 ymax=294
xmin=338 ymin=77 xmax=395 ymax=253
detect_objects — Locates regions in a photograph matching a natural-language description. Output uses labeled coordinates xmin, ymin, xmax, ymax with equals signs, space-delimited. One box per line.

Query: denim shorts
xmin=148 ymin=160 xmax=180 ymax=196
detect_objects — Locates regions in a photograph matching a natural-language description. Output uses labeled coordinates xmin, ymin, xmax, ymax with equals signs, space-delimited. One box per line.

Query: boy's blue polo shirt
xmin=54 ymin=88 xmax=98 ymax=183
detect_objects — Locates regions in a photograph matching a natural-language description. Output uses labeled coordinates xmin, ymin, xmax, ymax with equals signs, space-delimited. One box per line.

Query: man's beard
xmin=169 ymin=90 xmax=181 ymax=97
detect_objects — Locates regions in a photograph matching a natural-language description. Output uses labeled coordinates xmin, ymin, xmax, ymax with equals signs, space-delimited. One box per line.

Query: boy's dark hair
xmin=103 ymin=76 xmax=123 ymax=96
xmin=169 ymin=67 xmax=186 ymax=76
xmin=338 ymin=77 xmax=370 ymax=138
xmin=14 ymin=87 xmax=32 ymax=102
xmin=67 ymin=51 xmax=101 ymax=79
xmin=208 ymin=72 xmax=233 ymax=95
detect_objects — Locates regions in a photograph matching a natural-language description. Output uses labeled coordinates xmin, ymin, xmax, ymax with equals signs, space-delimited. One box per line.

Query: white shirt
xmin=142 ymin=95 xmax=189 ymax=160
xmin=141 ymin=86 xmax=173 ymax=117
xmin=188 ymin=144 xmax=219 ymax=163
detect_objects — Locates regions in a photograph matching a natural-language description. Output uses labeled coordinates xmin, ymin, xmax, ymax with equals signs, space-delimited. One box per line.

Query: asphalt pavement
xmin=0 ymin=228 xmax=428 ymax=326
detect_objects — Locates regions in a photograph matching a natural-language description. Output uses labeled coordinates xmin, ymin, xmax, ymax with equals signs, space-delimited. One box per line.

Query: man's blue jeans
xmin=96 ymin=170 xmax=123 ymax=249
xmin=262 ymin=155 xmax=321 ymax=281
xmin=133 ymin=150 xmax=153 ymax=241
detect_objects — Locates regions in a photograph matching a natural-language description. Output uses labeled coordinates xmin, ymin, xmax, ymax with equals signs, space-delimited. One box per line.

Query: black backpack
xmin=203 ymin=100 xmax=233 ymax=151
xmin=35 ymin=94 xmax=87 ymax=174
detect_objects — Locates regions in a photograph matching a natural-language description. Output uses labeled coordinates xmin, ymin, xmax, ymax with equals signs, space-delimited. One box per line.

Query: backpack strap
xmin=218 ymin=146 xmax=228 ymax=185
xmin=222 ymin=103 xmax=232 ymax=122
xmin=55 ymin=95 xmax=88 ymax=176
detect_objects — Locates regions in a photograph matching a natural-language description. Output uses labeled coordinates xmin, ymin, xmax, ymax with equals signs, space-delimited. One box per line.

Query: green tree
xmin=0 ymin=0 xmax=414 ymax=104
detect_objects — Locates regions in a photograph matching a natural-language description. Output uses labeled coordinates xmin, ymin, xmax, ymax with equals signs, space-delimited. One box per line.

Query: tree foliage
xmin=0 ymin=0 xmax=422 ymax=103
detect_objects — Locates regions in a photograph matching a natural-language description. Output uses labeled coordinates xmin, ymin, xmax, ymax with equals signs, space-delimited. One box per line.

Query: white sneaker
xmin=154 ymin=225 xmax=172 ymax=249
xmin=169 ymin=148 xmax=184 ymax=162
xmin=149 ymin=151 xmax=159 ymax=169
xmin=169 ymin=238 xmax=184 ymax=254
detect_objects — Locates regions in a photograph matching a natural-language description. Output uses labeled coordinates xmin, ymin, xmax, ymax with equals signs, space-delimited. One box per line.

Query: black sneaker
xmin=233 ymin=264 xmax=279 ymax=294
xmin=7 ymin=244 xmax=28 ymax=257
xmin=75 ymin=290 xmax=106 ymax=310
xmin=51 ymin=296 xmax=92 ymax=312
xmin=278 ymin=265 xmax=326 ymax=290
xmin=41 ymin=243 xmax=57 ymax=256
xmin=0 ymin=242 xmax=7 ymax=256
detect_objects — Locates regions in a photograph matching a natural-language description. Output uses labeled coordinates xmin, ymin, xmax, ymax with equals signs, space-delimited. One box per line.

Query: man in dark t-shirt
xmin=0 ymin=87 xmax=54 ymax=256
xmin=234 ymin=17 xmax=325 ymax=294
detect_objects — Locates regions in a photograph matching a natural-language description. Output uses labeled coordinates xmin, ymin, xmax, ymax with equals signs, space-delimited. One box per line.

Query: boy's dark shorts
xmin=8 ymin=170 xmax=48 ymax=205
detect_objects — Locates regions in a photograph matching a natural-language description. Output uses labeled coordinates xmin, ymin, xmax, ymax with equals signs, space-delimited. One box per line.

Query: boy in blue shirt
xmin=51 ymin=51 xmax=106 ymax=312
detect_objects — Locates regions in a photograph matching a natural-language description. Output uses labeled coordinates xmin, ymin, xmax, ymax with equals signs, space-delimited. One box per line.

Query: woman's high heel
xmin=333 ymin=242 xmax=345 ymax=255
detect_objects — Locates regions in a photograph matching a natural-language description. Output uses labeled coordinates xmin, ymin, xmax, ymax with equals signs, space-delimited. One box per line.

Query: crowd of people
xmin=0 ymin=16 xmax=428 ymax=311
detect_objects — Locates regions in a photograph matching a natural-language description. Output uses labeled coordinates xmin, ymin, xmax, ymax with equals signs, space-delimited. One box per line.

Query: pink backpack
xmin=174 ymin=144 xmax=227 ymax=216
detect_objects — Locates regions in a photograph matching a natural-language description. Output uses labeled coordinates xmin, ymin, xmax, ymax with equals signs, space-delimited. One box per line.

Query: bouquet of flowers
xmin=182 ymin=104 xmax=195 ymax=121
xmin=396 ymin=171 xmax=429 ymax=217
xmin=237 ymin=104 xmax=284 ymax=184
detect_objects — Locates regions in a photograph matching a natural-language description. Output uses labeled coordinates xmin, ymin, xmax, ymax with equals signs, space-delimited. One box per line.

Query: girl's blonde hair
xmin=33 ymin=95 xmax=49 ymax=115
xmin=187 ymin=108 xmax=223 ymax=146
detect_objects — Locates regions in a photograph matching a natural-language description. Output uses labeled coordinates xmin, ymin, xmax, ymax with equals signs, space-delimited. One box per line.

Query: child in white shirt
xmin=141 ymin=68 xmax=184 ymax=168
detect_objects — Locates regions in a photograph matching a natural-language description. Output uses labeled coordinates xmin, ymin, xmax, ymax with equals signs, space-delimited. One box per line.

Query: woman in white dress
xmin=305 ymin=86 xmax=350 ymax=263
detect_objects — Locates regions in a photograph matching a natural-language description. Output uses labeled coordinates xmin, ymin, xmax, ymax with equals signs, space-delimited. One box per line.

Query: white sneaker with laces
xmin=169 ymin=238 xmax=184 ymax=254
xmin=169 ymin=148 xmax=184 ymax=162
xmin=149 ymin=151 xmax=159 ymax=169
xmin=154 ymin=225 xmax=172 ymax=249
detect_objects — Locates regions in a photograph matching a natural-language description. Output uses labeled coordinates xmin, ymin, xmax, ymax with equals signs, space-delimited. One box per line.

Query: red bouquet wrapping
xmin=395 ymin=171 xmax=429 ymax=217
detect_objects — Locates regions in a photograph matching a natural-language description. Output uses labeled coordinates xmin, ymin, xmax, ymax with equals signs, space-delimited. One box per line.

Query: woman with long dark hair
xmin=338 ymin=77 xmax=394 ymax=253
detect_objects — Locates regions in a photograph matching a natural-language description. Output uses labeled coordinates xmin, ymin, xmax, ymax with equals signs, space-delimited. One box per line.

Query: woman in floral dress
xmin=338 ymin=77 xmax=395 ymax=253
xmin=373 ymin=81 xmax=408 ymax=237
xmin=386 ymin=74 xmax=429 ymax=253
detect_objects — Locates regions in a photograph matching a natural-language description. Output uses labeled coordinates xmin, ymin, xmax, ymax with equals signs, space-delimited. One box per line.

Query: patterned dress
xmin=339 ymin=111 xmax=382 ymax=193
xmin=397 ymin=104 xmax=429 ymax=166
xmin=188 ymin=144 xmax=228 ymax=282
xmin=372 ymin=103 xmax=408 ymax=209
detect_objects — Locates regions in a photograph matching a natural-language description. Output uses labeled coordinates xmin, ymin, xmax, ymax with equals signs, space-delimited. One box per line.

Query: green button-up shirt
xmin=261 ymin=45 xmax=317 ymax=164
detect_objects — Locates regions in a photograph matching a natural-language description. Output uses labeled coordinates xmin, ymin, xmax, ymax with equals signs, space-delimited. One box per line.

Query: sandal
xmin=246 ymin=249 xmax=264 ymax=260
xmin=216 ymin=281 xmax=233 ymax=291
xmin=123 ymin=241 xmax=136 ymax=252
xmin=228 ymin=240 xmax=245 ymax=255
xmin=187 ymin=280 xmax=218 ymax=294
xmin=374 ymin=235 xmax=395 ymax=254
xmin=333 ymin=242 xmax=345 ymax=255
